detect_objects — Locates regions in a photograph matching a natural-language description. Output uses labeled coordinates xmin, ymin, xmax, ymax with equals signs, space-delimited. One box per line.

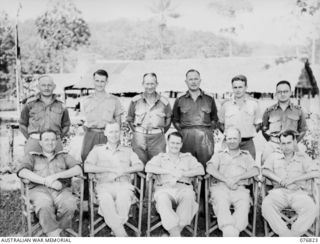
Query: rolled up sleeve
xmin=16 ymin=155 xmax=34 ymax=177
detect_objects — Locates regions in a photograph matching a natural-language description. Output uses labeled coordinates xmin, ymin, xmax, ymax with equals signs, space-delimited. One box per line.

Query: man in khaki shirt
xmin=145 ymin=131 xmax=204 ymax=236
xmin=17 ymin=130 xmax=82 ymax=237
xmin=127 ymin=73 xmax=172 ymax=164
xmin=262 ymin=130 xmax=318 ymax=237
xmin=84 ymin=122 xmax=144 ymax=237
xmin=261 ymin=80 xmax=307 ymax=164
xmin=19 ymin=75 xmax=70 ymax=154
xmin=219 ymin=75 xmax=261 ymax=159
xmin=206 ymin=127 xmax=259 ymax=236
xmin=80 ymin=69 xmax=124 ymax=162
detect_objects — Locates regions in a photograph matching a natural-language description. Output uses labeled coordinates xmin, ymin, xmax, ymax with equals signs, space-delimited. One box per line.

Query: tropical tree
xmin=149 ymin=0 xmax=180 ymax=58
xmin=0 ymin=11 xmax=15 ymax=94
xmin=208 ymin=0 xmax=253 ymax=57
xmin=35 ymin=0 xmax=90 ymax=73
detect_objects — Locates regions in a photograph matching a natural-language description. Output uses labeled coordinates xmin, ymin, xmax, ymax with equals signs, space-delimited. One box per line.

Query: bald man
xmin=206 ymin=127 xmax=259 ymax=236
xmin=19 ymin=75 xmax=71 ymax=154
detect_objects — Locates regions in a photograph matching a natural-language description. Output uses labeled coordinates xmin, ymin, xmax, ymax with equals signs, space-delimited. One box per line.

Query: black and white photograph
xmin=0 ymin=0 xmax=320 ymax=240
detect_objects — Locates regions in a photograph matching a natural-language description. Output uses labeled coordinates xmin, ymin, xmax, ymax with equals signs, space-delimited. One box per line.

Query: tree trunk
xmin=60 ymin=53 xmax=64 ymax=73
xmin=311 ymin=37 xmax=316 ymax=65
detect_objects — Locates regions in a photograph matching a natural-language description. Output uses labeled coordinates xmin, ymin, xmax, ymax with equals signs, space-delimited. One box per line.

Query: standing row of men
xmin=17 ymin=68 xmax=316 ymax=237
xmin=18 ymin=69 xmax=308 ymax=167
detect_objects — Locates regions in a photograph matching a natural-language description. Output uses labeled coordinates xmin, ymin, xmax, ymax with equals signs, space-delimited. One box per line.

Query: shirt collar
xmin=105 ymin=142 xmax=122 ymax=151
xmin=274 ymin=149 xmax=303 ymax=162
xmin=30 ymin=150 xmax=65 ymax=160
xmin=141 ymin=92 xmax=161 ymax=102
xmin=35 ymin=93 xmax=59 ymax=103
xmin=275 ymin=101 xmax=294 ymax=110
xmin=185 ymin=89 xmax=204 ymax=98
xmin=231 ymin=94 xmax=249 ymax=104
xmin=222 ymin=148 xmax=244 ymax=158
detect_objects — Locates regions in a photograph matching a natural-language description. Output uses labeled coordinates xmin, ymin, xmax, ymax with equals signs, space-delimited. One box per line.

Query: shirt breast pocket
xmin=33 ymin=162 xmax=48 ymax=176
xmin=134 ymin=109 xmax=146 ymax=125
xmin=201 ymin=106 xmax=211 ymax=122
xmin=287 ymin=113 xmax=299 ymax=130
xmin=274 ymin=165 xmax=287 ymax=178
xmin=53 ymin=160 xmax=67 ymax=172
xmin=30 ymin=106 xmax=43 ymax=121
xmin=268 ymin=115 xmax=281 ymax=133
xmin=180 ymin=105 xmax=191 ymax=114
xmin=51 ymin=106 xmax=63 ymax=125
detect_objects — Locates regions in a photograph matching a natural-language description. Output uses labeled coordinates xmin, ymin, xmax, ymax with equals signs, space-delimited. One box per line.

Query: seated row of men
xmin=17 ymin=122 xmax=319 ymax=237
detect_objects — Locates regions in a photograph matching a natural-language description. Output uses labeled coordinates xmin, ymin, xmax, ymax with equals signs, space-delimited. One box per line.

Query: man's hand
xmin=44 ymin=175 xmax=58 ymax=188
xmin=50 ymin=181 xmax=63 ymax=191
xmin=114 ymin=167 xmax=126 ymax=177
xmin=281 ymin=178 xmax=295 ymax=188
xmin=225 ymin=177 xmax=239 ymax=190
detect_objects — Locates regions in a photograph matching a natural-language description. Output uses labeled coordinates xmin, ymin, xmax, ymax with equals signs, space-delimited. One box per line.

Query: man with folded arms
xmin=145 ymin=131 xmax=204 ymax=236
xmin=262 ymin=130 xmax=319 ymax=237
xmin=206 ymin=127 xmax=259 ymax=237
xmin=84 ymin=122 xmax=144 ymax=237
xmin=19 ymin=75 xmax=70 ymax=154
xmin=17 ymin=130 xmax=82 ymax=237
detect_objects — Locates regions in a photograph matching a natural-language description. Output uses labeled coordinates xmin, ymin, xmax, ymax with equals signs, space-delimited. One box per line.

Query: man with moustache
xmin=127 ymin=73 xmax=172 ymax=164
xmin=19 ymin=75 xmax=71 ymax=154
xmin=219 ymin=75 xmax=261 ymax=159
xmin=172 ymin=69 xmax=218 ymax=166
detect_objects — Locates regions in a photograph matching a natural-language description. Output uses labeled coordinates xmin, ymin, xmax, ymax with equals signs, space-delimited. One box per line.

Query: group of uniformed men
xmin=16 ymin=68 xmax=319 ymax=237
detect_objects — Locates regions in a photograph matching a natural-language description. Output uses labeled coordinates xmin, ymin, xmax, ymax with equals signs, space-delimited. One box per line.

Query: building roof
xmin=52 ymin=57 xmax=319 ymax=94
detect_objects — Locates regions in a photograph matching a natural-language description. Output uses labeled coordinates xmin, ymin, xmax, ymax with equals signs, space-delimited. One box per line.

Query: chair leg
xmin=137 ymin=178 xmax=144 ymax=237
xmin=25 ymin=187 xmax=32 ymax=237
xmin=78 ymin=178 xmax=84 ymax=237
xmin=205 ymin=179 xmax=209 ymax=237
xmin=252 ymin=182 xmax=258 ymax=236
xmin=89 ymin=179 xmax=95 ymax=237
xmin=146 ymin=180 xmax=152 ymax=237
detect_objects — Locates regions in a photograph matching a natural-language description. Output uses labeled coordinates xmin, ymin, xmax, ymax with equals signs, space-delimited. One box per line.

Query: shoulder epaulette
xmin=26 ymin=96 xmax=38 ymax=104
xmin=180 ymin=152 xmax=192 ymax=157
xmin=203 ymin=91 xmax=213 ymax=98
xmin=93 ymin=144 xmax=105 ymax=148
xmin=266 ymin=103 xmax=277 ymax=112
xmin=132 ymin=94 xmax=142 ymax=102
xmin=292 ymin=104 xmax=302 ymax=110
xmin=176 ymin=92 xmax=187 ymax=100
xmin=56 ymin=150 xmax=68 ymax=155
xmin=160 ymin=96 xmax=169 ymax=105
xmin=240 ymin=149 xmax=250 ymax=155
xmin=220 ymin=98 xmax=232 ymax=106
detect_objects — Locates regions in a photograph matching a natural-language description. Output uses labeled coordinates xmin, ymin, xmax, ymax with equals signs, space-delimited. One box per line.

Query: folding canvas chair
xmin=261 ymin=178 xmax=319 ymax=237
xmin=204 ymin=174 xmax=259 ymax=237
xmin=146 ymin=173 xmax=202 ymax=237
xmin=88 ymin=172 xmax=145 ymax=237
xmin=21 ymin=176 xmax=84 ymax=237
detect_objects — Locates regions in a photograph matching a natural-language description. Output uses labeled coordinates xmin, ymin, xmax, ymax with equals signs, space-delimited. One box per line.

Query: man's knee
xmin=32 ymin=197 xmax=54 ymax=213
xmin=60 ymin=197 xmax=77 ymax=213
xmin=179 ymin=188 xmax=195 ymax=201
xmin=261 ymin=196 xmax=274 ymax=217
